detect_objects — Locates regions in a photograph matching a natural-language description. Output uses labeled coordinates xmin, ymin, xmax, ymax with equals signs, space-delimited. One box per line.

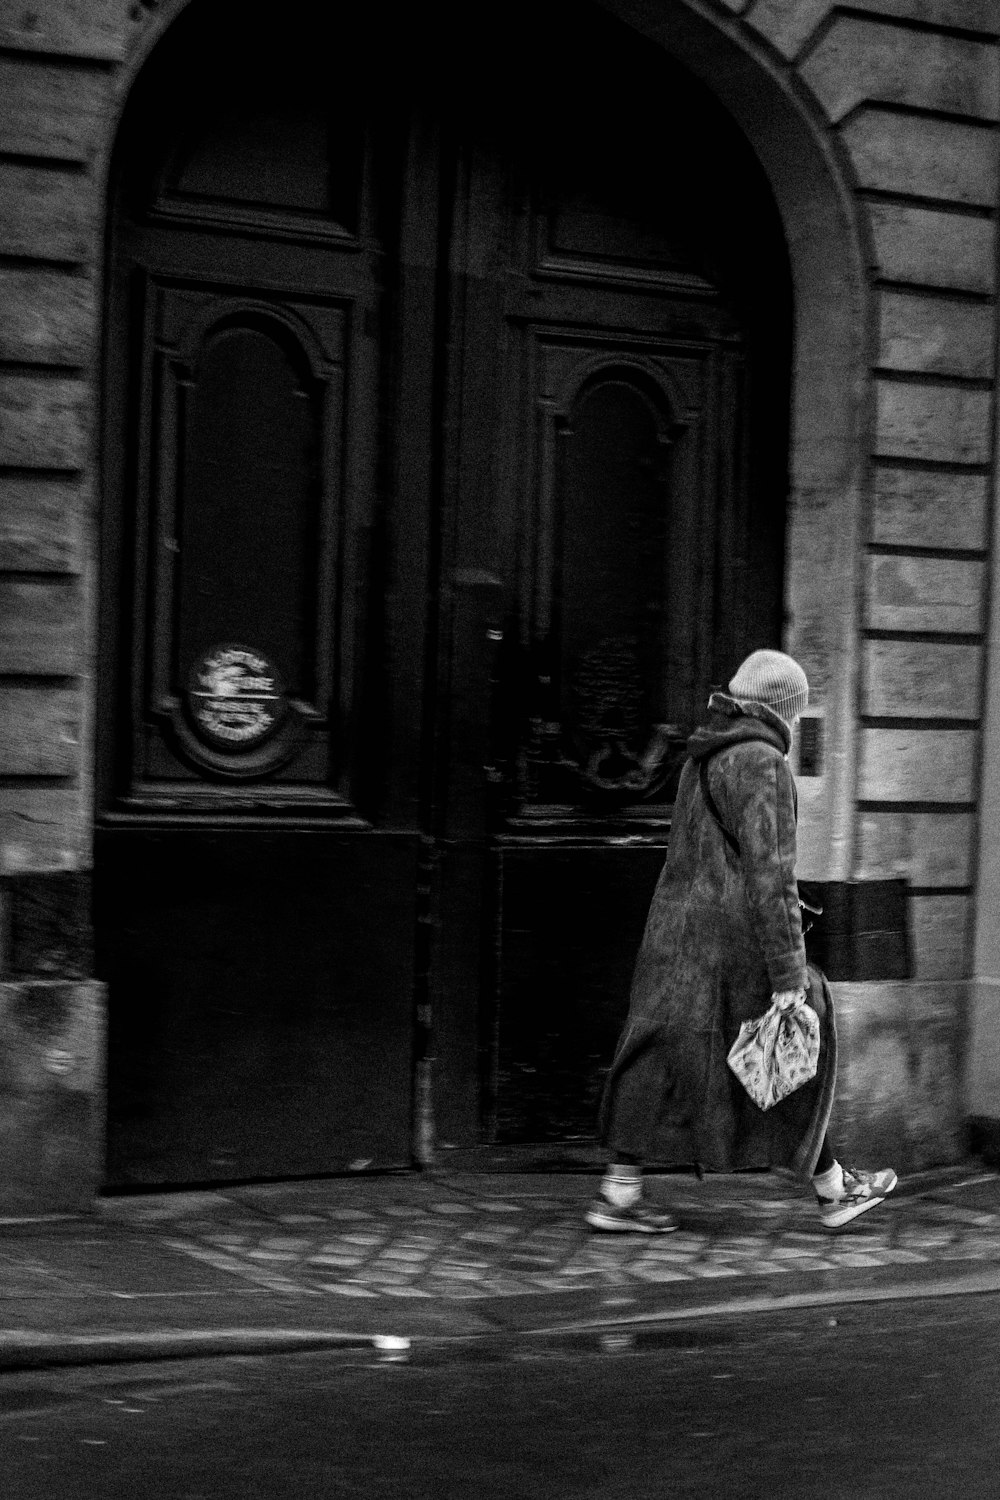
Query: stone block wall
xmin=834 ymin=979 xmax=969 ymax=1167
xmin=0 ymin=0 xmax=997 ymax=1198
xmin=0 ymin=0 xmax=120 ymax=1211
xmin=0 ymin=979 xmax=104 ymax=1214
xmin=732 ymin=0 xmax=998 ymax=968
xmin=728 ymin=0 xmax=1000 ymax=1163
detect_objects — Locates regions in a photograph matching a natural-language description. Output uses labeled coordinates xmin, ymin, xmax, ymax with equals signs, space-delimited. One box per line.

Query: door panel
xmin=99 ymin=10 xmax=434 ymax=1184
xmin=511 ymin=328 xmax=727 ymax=810
xmin=494 ymin=847 xmax=667 ymax=1144
xmin=137 ymin=278 xmax=353 ymax=790
xmin=431 ymin=13 xmax=791 ymax=1149
xmin=98 ymin=831 xmax=418 ymax=1183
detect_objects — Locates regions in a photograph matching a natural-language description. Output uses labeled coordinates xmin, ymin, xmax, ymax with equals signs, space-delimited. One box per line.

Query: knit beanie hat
xmin=728 ymin=649 xmax=809 ymax=726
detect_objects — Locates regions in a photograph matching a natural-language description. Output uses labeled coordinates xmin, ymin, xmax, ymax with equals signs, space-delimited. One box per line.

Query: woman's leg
xmin=811 ymin=1134 xmax=898 ymax=1229
xmin=587 ymin=1042 xmax=679 ymax=1233
xmin=813 ymin=1134 xmax=835 ymax=1176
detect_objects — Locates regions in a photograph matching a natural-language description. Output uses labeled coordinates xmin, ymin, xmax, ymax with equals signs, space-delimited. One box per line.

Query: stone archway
xmin=95 ymin=0 xmax=806 ymax=1175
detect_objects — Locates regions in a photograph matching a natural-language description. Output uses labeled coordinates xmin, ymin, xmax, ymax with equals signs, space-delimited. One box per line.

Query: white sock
xmin=602 ymin=1166 xmax=642 ymax=1208
xmin=813 ymin=1161 xmax=845 ymax=1199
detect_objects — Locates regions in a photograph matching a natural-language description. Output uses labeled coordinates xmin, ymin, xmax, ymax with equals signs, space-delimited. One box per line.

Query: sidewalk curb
xmin=0 ymin=1327 xmax=382 ymax=1372
xmin=3 ymin=1266 xmax=1000 ymax=1371
xmin=530 ymin=1265 xmax=1000 ymax=1337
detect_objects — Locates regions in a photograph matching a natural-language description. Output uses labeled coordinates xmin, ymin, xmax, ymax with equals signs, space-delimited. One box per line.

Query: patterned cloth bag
xmin=727 ymin=992 xmax=820 ymax=1111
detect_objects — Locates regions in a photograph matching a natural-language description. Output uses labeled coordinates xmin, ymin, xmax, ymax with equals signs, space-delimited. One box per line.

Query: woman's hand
xmin=772 ymin=984 xmax=826 ymax=1019
xmin=771 ymin=988 xmax=807 ymax=1009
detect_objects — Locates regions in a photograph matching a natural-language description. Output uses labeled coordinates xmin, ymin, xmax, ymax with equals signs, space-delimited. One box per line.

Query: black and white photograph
xmin=1 ymin=0 xmax=999 ymax=1494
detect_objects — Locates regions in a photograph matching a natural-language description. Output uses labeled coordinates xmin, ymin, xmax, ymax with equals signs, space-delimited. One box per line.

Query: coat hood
xmin=686 ymin=691 xmax=791 ymax=762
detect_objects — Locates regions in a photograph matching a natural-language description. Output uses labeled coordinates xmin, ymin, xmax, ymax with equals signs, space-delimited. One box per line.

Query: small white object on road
xmin=373 ymin=1335 xmax=411 ymax=1355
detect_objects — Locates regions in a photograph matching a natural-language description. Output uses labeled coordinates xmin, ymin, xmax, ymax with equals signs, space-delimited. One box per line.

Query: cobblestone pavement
xmin=119 ymin=1169 xmax=1000 ymax=1306
xmin=2 ymin=1168 xmax=999 ymax=1367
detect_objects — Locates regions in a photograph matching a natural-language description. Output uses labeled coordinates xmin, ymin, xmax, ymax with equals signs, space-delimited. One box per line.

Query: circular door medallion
xmin=186 ymin=644 xmax=285 ymax=752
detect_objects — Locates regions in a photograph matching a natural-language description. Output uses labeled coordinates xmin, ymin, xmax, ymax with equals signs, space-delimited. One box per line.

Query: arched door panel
xmin=136 ymin=292 xmax=347 ymax=786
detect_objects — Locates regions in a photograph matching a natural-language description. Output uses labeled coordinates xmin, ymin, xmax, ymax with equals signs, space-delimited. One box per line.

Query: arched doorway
xmin=97 ymin=0 xmax=792 ymax=1183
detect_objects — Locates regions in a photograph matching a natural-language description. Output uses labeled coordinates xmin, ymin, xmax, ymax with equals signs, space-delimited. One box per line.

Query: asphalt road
xmin=2 ymin=1292 xmax=997 ymax=1499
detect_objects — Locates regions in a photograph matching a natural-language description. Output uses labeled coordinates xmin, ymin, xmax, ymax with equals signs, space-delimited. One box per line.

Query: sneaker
xmin=585 ymin=1195 xmax=679 ymax=1233
xmin=817 ymin=1166 xmax=898 ymax=1229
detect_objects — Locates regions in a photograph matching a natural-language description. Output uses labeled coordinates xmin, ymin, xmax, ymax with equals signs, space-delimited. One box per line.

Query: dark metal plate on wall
xmin=805 ymin=880 xmax=912 ymax=982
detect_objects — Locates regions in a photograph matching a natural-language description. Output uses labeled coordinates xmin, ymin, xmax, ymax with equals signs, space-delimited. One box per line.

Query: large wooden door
xmin=97 ymin=1 xmax=791 ymax=1183
xmin=428 ymin=14 xmax=792 ymax=1154
xmin=97 ymin=9 xmax=443 ymax=1184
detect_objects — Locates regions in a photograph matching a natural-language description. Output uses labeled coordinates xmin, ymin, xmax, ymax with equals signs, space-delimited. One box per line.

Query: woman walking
xmin=588 ymin=649 xmax=896 ymax=1233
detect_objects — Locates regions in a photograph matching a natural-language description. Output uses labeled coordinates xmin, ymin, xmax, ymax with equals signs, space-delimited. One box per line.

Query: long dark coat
xmin=598 ymin=693 xmax=836 ymax=1178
